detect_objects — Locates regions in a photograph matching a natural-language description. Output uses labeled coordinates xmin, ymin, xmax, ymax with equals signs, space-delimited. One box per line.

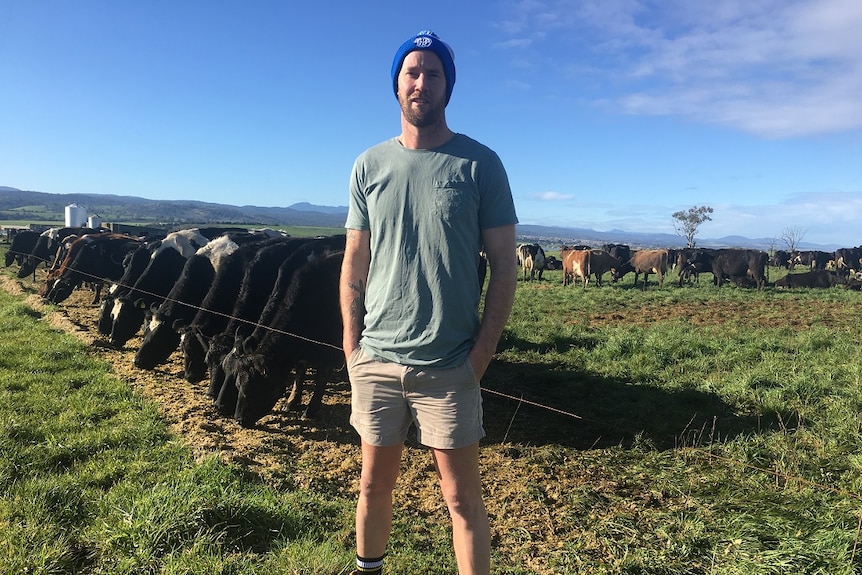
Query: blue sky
xmin=1 ymin=0 xmax=860 ymax=248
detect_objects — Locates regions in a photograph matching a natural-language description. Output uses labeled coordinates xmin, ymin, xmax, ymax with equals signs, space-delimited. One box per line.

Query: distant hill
xmin=515 ymin=224 xmax=839 ymax=252
xmin=0 ymin=188 xmax=349 ymax=228
xmin=0 ymin=187 xmax=840 ymax=251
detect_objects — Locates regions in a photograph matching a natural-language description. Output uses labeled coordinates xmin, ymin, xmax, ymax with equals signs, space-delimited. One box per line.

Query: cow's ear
xmin=135 ymin=299 xmax=147 ymax=310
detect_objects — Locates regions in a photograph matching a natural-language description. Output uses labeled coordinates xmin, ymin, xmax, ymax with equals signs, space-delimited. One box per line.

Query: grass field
xmin=2 ymin=241 xmax=862 ymax=574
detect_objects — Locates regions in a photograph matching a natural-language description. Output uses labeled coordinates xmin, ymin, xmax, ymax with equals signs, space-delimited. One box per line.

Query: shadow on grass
xmin=480 ymin=355 xmax=793 ymax=451
xmin=253 ymin=362 xmax=790 ymax=455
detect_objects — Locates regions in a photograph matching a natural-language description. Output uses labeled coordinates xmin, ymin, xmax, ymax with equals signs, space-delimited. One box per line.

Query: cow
xmin=588 ymin=249 xmax=620 ymax=287
xmin=4 ymin=230 xmax=39 ymax=268
xmin=770 ymin=250 xmax=792 ymax=269
xmin=682 ymin=248 xmax=767 ymax=290
xmin=107 ymin=228 xmax=213 ymax=348
xmin=561 ymin=247 xmax=590 ymax=288
xmin=209 ymin=235 xmax=346 ymax=415
xmin=516 ymin=243 xmax=546 ymax=281
xmin=676 ymin=248 xmax=717 ymax=286
xmin=181 ymin=236 xmax=310 ymax=384
xmin=17 ymin=227 xmax=101 ymax=280
xmin=711 ymin=249 xmax=768 ymax=290
xmin=790 ymin=250 xmax=831 ymax=271
xmin=775 ymin=270 xmax=846 ymax=289
xmin=603 ymin=244 xmax=631 ymax=267
xmin=230 ymin=251 xmax=345 ymax=427
xmin=96 ymin=238 xmax=166 ymax=335
xmin=834 ymin=247 xmax=862 ymax=276
xmin=612 ymin=249 xmax=669 ymax=290
xmin=42 ymin=233 xmax=144 ymax=304
xmin=133 ymin=233 xmax=273 ymax=369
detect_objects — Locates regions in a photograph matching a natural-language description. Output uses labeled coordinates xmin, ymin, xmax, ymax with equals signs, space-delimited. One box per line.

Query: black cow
xmin=4 ymin=230 xmax=39 ymax=267
xmin=43 ymin=233 xmax=144 ymax=304
xmin=677 ymin=248 xmax=718 ymax=286
xmin=181 ymin=236 xmax=309 ymax=384
xmin=775 ymin=270 xmax=846 ymax=289
xmin=210 ymin=234 xmax=346 ymax=416
xmin=603 ymin=244 xmax=631 ymax=266
xmin=686 ymin=248 xmax=768 ymax=290
xmin=231 ymin=251 xmax=345 ymax=427
xmin=770 ymin=250 xmax=792 ymax=269
xmin=108 ymin=229 xmax=212 ymax=347
xmin=134 ymin=233 xmax=274 ymax=369
xmin=712 ymin=249 xmax=768 ymax=289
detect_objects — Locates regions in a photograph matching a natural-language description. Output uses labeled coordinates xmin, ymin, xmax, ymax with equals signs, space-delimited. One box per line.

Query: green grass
xmin=3 ymin=246 xmax=862 ymax=574
xmin=0 ymin=287 xmax=355 ymax=575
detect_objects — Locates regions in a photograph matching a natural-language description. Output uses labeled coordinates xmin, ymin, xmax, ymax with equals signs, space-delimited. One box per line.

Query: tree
xmin=672 ymin=205 xmax=713 ymax=248
xmin=781 ymin=225 xmax=806 ymax=254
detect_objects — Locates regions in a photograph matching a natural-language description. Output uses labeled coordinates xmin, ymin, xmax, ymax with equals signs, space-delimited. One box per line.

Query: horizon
xmin=1 ymin=185 xmax=846 ymax=251
xmin=1 ymin=2 xmax=860 ymax=245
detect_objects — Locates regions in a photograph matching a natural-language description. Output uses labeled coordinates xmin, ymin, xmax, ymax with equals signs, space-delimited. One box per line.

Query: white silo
xmin=87 ymin=215 xmax=102 ymax=229
xmin=65 ymin=204 xmax=87 ymax=227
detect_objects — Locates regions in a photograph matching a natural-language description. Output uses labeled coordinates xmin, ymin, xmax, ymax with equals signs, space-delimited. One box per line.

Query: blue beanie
xmin=391 ymin=30 xmax=456 ymax=106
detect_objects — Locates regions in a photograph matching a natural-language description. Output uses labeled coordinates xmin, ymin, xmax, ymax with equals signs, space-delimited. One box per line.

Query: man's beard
xmin=399 ymin=93 xmax=445 ymax=128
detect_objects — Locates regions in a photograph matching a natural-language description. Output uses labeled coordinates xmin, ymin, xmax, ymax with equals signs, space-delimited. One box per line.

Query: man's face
xmin=397 ymin=50 xmax=447 ymax=128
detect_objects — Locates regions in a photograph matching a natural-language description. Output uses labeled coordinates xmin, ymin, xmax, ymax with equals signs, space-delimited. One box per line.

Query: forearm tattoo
xmin=347 ymin=278 xmax=366 ymax=327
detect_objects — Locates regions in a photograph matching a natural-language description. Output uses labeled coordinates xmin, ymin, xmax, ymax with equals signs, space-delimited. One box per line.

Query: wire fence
xmin=7 ymin=241 xmax=862 ymax=551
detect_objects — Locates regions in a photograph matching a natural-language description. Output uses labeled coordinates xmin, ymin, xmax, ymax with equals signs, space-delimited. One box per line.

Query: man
xmin=339 ymin=30 xmax=518 ymax=575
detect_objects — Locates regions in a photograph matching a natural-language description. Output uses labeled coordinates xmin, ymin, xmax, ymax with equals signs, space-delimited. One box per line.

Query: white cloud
xmin=530 ymin=190 xmax=575 ymax=200
xmin=500 ymin=0 xmax=862 ymax=138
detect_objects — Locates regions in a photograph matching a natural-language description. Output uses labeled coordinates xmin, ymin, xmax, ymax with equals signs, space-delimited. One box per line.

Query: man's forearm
xmin=339 ymin=229 xmax=370 ymax=358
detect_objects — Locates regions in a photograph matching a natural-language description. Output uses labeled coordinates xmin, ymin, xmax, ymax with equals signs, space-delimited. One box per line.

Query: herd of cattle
xmin=516 ymin=242 xmax=862 ymax=290
xmin=4 ymin=226 xmax=346 ymax=428
xmin=4 ymin=227 xmax=862 ymax=428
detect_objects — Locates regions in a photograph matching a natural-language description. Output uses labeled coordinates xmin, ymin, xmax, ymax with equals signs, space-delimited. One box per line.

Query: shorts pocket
xmin=347 ymin=347 xmax=365 ymax=370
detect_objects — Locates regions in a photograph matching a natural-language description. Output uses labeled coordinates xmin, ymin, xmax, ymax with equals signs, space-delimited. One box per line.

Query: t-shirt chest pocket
xmin=432 ymin=181 xmax=476 ymax=223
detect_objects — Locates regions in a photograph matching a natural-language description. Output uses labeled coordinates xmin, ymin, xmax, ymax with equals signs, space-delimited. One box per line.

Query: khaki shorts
xmin=347 ymin=348 xmax=485 ymax=449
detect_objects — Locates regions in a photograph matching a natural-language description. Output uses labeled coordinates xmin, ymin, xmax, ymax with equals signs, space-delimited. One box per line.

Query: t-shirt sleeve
xmin=345 ymin=156 xmax=370 ymax=231
xmin=478 ymin=150 xmax=519 ymax=230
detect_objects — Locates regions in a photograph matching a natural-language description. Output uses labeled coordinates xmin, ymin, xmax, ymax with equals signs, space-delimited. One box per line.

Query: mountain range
xmin=0 ymin=186 xmax=839 ymax=251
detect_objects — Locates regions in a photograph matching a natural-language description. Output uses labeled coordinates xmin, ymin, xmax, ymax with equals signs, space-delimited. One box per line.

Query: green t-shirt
xmin=346 ymin=134 xmax=518 ymax=368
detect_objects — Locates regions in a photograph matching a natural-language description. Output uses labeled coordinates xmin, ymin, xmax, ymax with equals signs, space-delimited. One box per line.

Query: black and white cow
xmin=107 ymin=228 xmax=214 ymax=347
xmin=97 ymin=238 xmax=166 ymax=335
xmin=133 ymin=233 xmax=275 ymax=369
xmin=210 ymin=234 xmax=346 ymax=416
xmin=231 ymin=251 xmax=345 ymax=427
xmin=179 ymin=236 xmax=307 ymax=384
xmin=516 ymin=243 xmax=546 ymax=280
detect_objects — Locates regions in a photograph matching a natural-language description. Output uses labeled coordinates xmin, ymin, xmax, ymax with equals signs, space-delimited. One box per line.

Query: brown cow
xmin=614 ymin=249 xmax=668 ymax=289
xmin=562 ymin=248 xmax=591 ymax=288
